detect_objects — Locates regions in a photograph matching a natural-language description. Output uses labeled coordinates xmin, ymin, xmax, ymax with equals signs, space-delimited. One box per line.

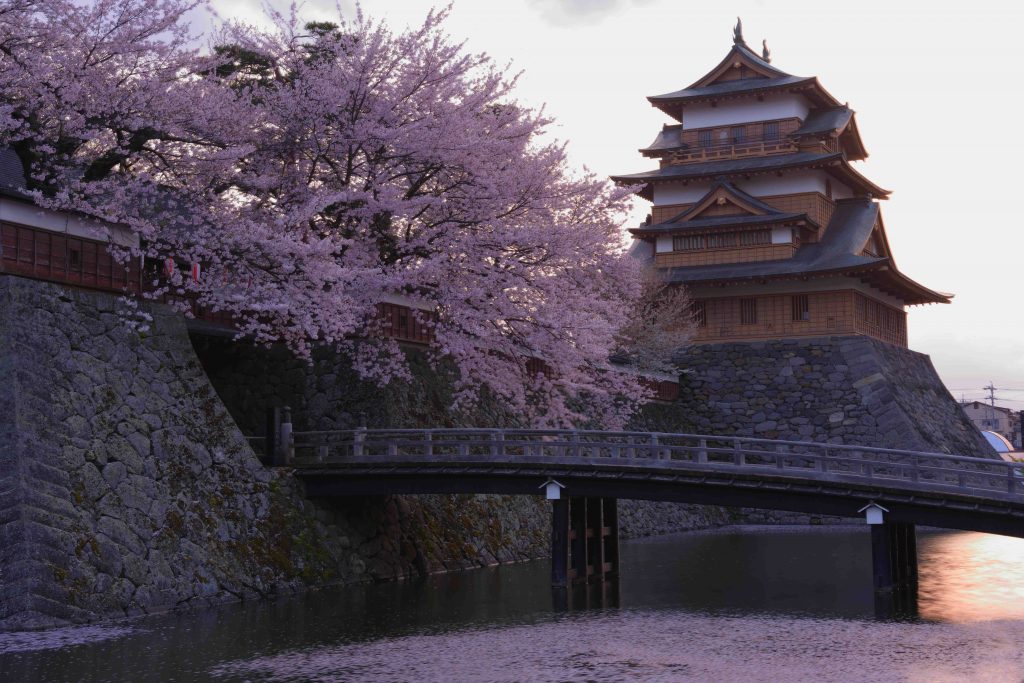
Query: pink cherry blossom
xmin=0 ymin=1 xmax=688 ymax=427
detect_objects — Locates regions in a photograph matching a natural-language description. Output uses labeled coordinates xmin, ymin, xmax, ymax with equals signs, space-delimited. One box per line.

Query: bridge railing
xmin=285 ymin=428 xmax=1024 ymax=499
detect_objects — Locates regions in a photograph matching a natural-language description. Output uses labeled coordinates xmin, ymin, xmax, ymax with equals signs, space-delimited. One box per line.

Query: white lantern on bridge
xmin=858 ymin=502 xmax=889 ymax=525
xmin=539 ymin=479 xmax=566 ymax=500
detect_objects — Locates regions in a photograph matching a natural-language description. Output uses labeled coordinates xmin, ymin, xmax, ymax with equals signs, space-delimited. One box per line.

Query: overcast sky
xmin=207 ymin=0 xmax=1024 ymax=407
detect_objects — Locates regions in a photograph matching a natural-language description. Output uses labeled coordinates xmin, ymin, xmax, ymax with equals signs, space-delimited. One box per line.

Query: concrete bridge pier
xmin=870 ymin=519 xmax=918 ymax=618
xmin=551 ymin=497 xmax=619 ymax=588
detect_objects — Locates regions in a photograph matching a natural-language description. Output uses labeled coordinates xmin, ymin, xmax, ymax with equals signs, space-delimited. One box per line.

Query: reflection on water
xmin=4 ymin=526 xmax=1024 ymax=682
xmin=212 ymin=612 xmax=1024 ymax=683
xmin=918 ymin=531 xmax=1024 ymax=622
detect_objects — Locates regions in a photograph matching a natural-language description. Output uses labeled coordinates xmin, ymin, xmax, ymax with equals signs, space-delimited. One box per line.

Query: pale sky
xmin=207 ymin=0 xmax=1024 ymax=408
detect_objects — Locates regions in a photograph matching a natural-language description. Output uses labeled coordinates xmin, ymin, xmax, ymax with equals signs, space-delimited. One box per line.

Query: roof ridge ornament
xmin=733 ymin=17 xmax=746 ymax=46
xmin=762 ymin=39 xmax=771 ymax=63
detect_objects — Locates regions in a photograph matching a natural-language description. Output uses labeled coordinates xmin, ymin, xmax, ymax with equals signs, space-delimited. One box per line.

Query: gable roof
xmin=687 ymin=41 xmax=793 ymax=88
xmin=794 ymin=107 xmax=853 ymax=136
xmin=661 ymin=198 xmax=950 ymax=305
xmin=793 ymin=107 xmax=868 ymax=160
xmin=963 ymin=401 xmax=1015 ymax=416
xmin=630 ymin=181 xmax=819 ymax=237
xmin=640 ymin=125 xmax=683 ymax=155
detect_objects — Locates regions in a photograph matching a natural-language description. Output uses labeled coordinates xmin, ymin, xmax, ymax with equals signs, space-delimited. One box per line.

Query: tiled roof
xmin=613 ymin=151 xmax=840 ymax=183
xmin=649 ymin=74 xmax=815 ymax=106
xmin=794 ymin=107 xmax=854 ymax=136
xmin=663 ymin=198 xmax=882 ymax=283
xmin=632 ymin=212 xmax=808 ymax=235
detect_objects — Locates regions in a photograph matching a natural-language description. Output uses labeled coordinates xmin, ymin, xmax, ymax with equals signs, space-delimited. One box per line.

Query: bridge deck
xmin=269 ymin=428 xmax=1024 ymax=538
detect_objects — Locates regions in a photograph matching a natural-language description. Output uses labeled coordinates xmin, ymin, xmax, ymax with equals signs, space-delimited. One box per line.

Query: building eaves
xmin=793 ymin=107 xmax=853 ymax=136
xmin=630 ymin=211 xmax=809 ymax=236
xmin=612 ymin=152 xmax=890 ymax=198
xmin=662 ymin=198 xmax=949 ymax=304
xmin=640 ymin=125 xmax=683 ymax=154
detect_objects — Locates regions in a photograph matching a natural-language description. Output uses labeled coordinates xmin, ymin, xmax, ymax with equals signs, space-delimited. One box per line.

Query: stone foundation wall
xmin=677 ymin=336 xmax=993 ymax=457
xmin=0 ymin=275 xmax=986 ymax=631
xmin=0 ymin=277 xmax=550 ymax=631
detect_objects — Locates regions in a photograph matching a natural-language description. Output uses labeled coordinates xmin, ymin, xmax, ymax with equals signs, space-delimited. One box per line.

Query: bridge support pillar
xmin=551 ymin=498 xmax=570 ymax=589
xmin=551 ymin=496 xmax=619 ymax=588
xmin=870 ymin=520 xmax=918 ymax=617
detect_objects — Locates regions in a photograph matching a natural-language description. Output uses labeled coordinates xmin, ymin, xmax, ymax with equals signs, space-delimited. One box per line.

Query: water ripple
xmin=211 ymin=610 xmax=1024 ymax=683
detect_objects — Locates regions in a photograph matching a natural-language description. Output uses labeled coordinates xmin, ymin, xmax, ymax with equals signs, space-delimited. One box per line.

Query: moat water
xmin=6 ymin=525 xmax=1024 ymax=682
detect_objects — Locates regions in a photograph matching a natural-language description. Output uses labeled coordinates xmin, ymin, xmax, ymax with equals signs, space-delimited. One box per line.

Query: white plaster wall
xmin=682 ymin=94 xmax=810 ymax=130
xmin=829 ymin=180 xmax=854 ymax=199
xmin=655 ymin=235 xmax=674 ymax=253
xmin=0 ymin=197 xmax=138 ymax=248
xmin=733 ymin=171 xmax=827 ymax=196
xmin=770 ymin=227 xmax=792 ymax=244
xmin=652 ymin=183 xmax=711 ymax=205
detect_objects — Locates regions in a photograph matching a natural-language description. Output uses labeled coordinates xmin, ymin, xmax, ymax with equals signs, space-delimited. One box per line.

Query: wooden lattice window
xmin=698 ymin=130 xmax=713 ymax=148
xmin=739 ymin=230 xmax=771 ymax=246
xmin=763 ymin=121 xmax=780 ymax=141
xmin=692 ymin=301 xmax=707 ymax=328
xmin=707 ymin=233 xmax=737 ymax=249
xmin=740 ymin=298 xmax=758 ymax=325
xmin=730 ymin=126 xmax=746 ymax=144
xmin=673 ymin=235 xmax=704 ymax=251
xmin=791 ymin=294 xmax=810 ymax=322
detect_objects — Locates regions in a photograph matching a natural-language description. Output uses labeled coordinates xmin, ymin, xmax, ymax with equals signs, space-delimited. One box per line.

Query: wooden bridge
xmin=258 ymin=419 xmax=1024 ymax=612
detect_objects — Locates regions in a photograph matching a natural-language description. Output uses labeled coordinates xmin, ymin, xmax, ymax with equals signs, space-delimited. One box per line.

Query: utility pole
xmin=984 ymin=382 xmax=998 ymax=433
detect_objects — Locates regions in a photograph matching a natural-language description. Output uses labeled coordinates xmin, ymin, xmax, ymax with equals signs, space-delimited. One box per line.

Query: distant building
xmin=613 ymin=21 xmax=950 ymax=348
xmin=961 ymin=401 xmax=1021 ymax=447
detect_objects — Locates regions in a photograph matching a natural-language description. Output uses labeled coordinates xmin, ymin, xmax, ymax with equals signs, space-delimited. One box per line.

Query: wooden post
xmin=603 ymin=498 xmax=619 ymax=579
xmin=698 ymin=438 xmax=708 ymax=464
xmin=872 ymin=519 xmax=918 ymax=619
xmin=569 ymin=497 xmax=587 ymax=584
xmin=265 ymin=406 xmax=280 ymax=466
xmin=870 ymin=522 xmax=894 ymax=594
xmin=551 ymin=498 xmax=570 ymax=589
xmin=586 ymin=497 xmax=603 ymax=582
xmin=280 ymin=406 xmax=293 ymax=465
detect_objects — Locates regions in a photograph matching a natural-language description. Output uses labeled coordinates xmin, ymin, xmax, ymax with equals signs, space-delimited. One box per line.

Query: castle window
xmin=730 ymin=126 xmax=746 ymax=144
xmin=707 ymin=233 xmax=737 ymax=249
xmin=739 ymin=230 xmax=771 ymax=246
xmin=763 ymin=121 xmax=780 ymax=141
xmin=692 ymin=301 xmax=707 ymax=328
xmin=698 ymin=130 xmax=713 ymax=148
xmin=825 ymin=179 xmax=833 ymax=199
xmin=791 ymin=294 xmax=810 ymax=321
xmin=673 ymin=235 xmax=704 ymax=251
xmin=740 ymin=298 xmax=758 ymax=325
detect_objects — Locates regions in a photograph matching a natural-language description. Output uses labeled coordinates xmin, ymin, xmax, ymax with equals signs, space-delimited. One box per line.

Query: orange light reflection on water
xmin=918 ymin=531 xmax=1024 ymax=622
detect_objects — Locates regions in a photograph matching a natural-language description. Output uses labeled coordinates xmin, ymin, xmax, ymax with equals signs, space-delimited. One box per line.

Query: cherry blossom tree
xmin=0 ymin=0 xmax=685 ymax=427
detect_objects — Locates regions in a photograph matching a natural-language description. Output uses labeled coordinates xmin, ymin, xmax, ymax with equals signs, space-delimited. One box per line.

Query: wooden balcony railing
xmin=666 ymin=138 xmax=798 ymax=164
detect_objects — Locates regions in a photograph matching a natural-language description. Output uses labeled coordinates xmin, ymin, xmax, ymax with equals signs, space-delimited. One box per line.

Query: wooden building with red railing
xmin=613 ymin=22 xmax=950 ymax=348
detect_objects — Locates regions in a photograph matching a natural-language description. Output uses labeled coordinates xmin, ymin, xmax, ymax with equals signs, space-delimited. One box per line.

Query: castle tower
xmin=613 ymin=21 xmax=949 ymax=348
